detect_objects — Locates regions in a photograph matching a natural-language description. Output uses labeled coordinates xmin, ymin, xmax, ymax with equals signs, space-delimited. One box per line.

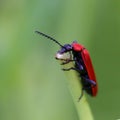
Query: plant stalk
xmin=59 ymin=61 xmax=94 ymax=120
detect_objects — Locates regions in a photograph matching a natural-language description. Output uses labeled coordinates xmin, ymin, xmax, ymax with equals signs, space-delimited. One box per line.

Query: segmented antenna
xmin=35 ymin=31 xmax=63 ymax=48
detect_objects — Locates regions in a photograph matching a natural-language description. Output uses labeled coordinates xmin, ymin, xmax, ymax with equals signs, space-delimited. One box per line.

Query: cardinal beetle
xmin=35 ymin=31 xmax=98 ymax=101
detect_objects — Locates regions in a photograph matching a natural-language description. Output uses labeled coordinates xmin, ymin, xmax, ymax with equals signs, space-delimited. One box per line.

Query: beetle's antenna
xmin=35 ymin=31 xmax=63 ymax=48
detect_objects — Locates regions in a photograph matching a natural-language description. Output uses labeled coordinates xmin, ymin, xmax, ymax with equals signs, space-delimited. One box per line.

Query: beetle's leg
xmin=78 ymin=82 xmax=96 ymax=102
xmin=62 ymin=67 xmax=86 ymax=76
xmin=82 ymin=76 xmax=96 ymax=86
xmin=62 ymin=67 xmax=77 ymax=71
xmin=61 ymin=59 xmax=75 ymax=65
xmin=78 ymin=88 xmax=84 ymax=101
xmin=78 ymin=79 xmax=96 ymax=102
xmin=62 ymin=67 xmax=80 ymax=72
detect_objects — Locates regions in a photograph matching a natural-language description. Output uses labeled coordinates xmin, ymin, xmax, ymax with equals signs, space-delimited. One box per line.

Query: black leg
xmin=61 ymin=60 xmax=75 ymax=65
xmin=78 ymin=88 xmax=84 ymax=102
xmin=82 ymin=76 xmax=96 ymax=86
xmin=62 ymin=67 xmax=79 ymax=71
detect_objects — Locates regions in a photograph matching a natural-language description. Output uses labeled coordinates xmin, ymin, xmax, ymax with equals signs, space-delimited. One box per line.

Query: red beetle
xmin=36 ymin=31 xmax=98 ymax=100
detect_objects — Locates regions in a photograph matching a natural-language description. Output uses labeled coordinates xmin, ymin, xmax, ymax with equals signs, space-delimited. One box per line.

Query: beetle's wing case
xmin=72 ymin=43 xmax=97 ymax=96
xmin=81 ymin=48 xmax=97 ymax=96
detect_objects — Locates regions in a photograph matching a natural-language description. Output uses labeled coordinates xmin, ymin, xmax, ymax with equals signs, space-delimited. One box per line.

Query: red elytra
xmin=81 ymin=48 xmax=97 ymax=96
xmin=72 ymin=43 xmax=97 ymax=96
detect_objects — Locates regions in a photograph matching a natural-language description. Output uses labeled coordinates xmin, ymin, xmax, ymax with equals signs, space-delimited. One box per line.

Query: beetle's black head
xmin=58 ymin=44 xmax=72 ymax=54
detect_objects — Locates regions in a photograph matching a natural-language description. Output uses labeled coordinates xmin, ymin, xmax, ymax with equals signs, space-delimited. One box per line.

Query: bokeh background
xmin=0 ymin=0 xmax=120 ymax=120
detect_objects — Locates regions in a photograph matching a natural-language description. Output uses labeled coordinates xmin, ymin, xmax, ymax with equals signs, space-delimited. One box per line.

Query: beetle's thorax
xmin=72 ymin=42 xmax=84 ymax=51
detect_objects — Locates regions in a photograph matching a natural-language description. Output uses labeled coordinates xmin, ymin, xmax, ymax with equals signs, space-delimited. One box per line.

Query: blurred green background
xmin=0 ymin=0 xmax=120 ymax=120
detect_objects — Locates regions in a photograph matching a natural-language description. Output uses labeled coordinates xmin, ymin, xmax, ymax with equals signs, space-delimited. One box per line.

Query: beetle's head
xmin=55 ymin=44 xmax=72 ymax=60
xmin=57 ymin=44 xmax=72 ymax=54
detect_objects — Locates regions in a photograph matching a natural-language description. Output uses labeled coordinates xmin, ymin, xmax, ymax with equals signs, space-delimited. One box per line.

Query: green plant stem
xmin=60 ymin=62 xmax=94 ymax=120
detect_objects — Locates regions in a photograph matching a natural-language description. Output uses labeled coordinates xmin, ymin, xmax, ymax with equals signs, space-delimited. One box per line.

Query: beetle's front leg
xmin=61 ymin=59 xmax=75 ymax=65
